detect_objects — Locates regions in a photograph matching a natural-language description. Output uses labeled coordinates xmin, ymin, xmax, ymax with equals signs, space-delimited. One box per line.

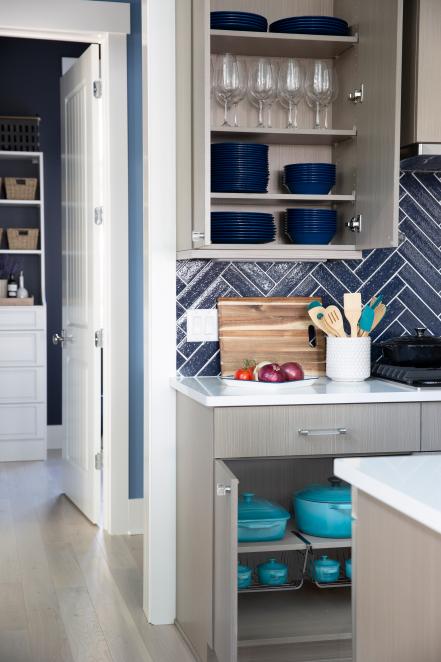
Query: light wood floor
xmin=0 ymin=451 xmax=196 ymax=662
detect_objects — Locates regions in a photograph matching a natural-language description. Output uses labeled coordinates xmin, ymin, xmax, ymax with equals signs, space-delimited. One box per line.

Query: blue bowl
xmin=287 ymin=230 xmax=336 ymax=244
xmin=285 ymin=181 xmax=334 ymax=194
xmin=285 ymin=162 xmax=335 ymax=169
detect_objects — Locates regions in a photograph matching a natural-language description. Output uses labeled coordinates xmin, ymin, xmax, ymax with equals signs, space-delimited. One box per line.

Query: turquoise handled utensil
xmin=358 ymin=305 xmax=375 ymax=336
xmin=369 ymin=294 xmax=383 ymax=309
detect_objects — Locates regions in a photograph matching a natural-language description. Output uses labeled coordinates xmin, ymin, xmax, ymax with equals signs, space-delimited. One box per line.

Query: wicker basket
xmin=5 ymin=177 xmax=38 ymax=201
xmin=0 ymin=228 xmax=3 ymax=247
xmin=7 ymin=228 xmax=39 ymax=250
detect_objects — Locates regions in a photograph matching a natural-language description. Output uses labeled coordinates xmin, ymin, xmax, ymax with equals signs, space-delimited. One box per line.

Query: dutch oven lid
xmin=381 ymin=327 xmax=441 ymax=347
xmin=238 ymin=492 xmax=290 ymax=521
xmin=296 ymin=477 xmax=351 ymax=504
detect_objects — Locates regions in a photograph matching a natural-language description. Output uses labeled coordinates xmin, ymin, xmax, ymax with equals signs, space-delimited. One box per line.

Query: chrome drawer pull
xmin=298 ymin=428 xmax=347 ymax=437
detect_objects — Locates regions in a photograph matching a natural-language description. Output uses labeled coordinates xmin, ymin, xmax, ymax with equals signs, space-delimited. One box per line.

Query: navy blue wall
xmin=101 ymin=0 xmax=144 ymax=499
xmin=0 ymin=38 xmax=87 ymax=425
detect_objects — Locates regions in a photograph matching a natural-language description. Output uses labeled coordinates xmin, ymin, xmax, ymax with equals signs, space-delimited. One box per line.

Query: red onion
xmin=280 ymin=362 xmax=304 ymax=381
xmin=258 ymin=363 xmax=286 ymax=383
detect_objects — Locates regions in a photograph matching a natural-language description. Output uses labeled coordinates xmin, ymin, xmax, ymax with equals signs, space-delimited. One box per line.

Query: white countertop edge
xmin=334 ymin=458 xmax=441 ymax=536
xmin=171 ymin=376 xmax=441 ymax=407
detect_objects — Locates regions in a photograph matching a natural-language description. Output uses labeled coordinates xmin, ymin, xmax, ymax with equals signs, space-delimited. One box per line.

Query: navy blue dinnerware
xmin=211 ymin=11 xmax=268 ymax=32
xmin=269 ymin=16 xmax=349 ymax=36
xmin=285 ymin=208 xmax=337 ymax=244
xmin=211 ymin=211 xmax=275 ymax=244
xmin=211 ymin=143 xmax=269 ymax=193
xmin=284 ymin=162 xmax=336 ymax=194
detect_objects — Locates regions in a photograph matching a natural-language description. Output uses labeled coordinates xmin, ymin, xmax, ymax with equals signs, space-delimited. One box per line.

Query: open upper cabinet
xmin=176 ymin=0 xmax=403 ymax=261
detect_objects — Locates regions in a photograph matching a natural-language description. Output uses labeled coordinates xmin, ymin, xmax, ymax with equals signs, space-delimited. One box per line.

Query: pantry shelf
xmin=211 ymin=126 xmax=357 ymax=146
xmin=0 ymin=199 xmax=41 ymax=207
xmin=211 ymin=192 xmax=355 ymax=205
xmin=211 ymin=29 xmax=358 ymax=59
xmin=0 ymin=250 xmax=41 ymax=255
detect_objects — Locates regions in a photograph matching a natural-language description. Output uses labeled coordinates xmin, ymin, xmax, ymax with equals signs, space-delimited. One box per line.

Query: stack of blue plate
xmin=285 ymin=208 xmax=337 ymax=244
xmin=211 ymin=211 xmax=275 ymax=244
xmin=211 ymin=11 xmax=268 ymax=32
xmin=270 ymin=15 xmax=349 ymax=35
xmin=284 ymin=163 xmax=336 ymax=195
xmin=211 ymin=143 xmax=269 ymax=193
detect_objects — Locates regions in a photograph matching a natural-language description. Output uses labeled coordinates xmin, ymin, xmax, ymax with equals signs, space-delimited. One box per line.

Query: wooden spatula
xmin=343 ymin=292 xmax=362 ymax=338
xmin=361 ymin=303 xmax=386 ymax=336
xmin=308 ymin=306 xmax=339 ymax=337
xmin=324 ymin=305 xmax=347 ymax=337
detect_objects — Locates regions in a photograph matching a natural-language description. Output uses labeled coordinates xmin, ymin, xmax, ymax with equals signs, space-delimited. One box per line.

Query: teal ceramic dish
xmin=293 ymin=477 xmax=352 ymax=538
xmin=257 ymin=558 xmax=288 ymax=586
xmin=345 ymin=558 xmax=352 ymax=580
xmin=238 ymin=493 xmax=290 ymax=542
xmin=312 ymin=555 xmax=340 ymax=583
xmin=238 ymin=563 xmax=252 ymax=589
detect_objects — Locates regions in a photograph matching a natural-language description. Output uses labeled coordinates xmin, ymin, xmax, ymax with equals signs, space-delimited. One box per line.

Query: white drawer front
xmin=0 ymin=331 xmax=45 ymax=366
xmin=0 ymin=367 xmax=45 ymax=403
xmin=0 ymin=307 xmax=45 ymax=330
xmin=0 ymin=404 xmax=45 ymax=440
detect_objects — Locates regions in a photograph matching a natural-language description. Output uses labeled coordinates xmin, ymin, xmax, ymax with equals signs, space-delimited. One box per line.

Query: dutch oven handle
xmin=328 ymin=476 xmax=342 ymax=488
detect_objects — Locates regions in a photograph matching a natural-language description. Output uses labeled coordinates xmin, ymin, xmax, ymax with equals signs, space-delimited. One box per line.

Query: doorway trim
xmin=0 ymin=0 xmax=131 ymax=535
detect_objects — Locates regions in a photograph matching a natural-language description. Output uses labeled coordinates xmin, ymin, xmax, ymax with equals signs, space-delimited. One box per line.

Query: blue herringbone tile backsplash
xmin=176 ymin=172 xmax=441 ymax=376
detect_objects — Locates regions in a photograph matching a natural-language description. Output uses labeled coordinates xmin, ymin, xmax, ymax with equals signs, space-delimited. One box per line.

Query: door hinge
xmin=345 ymin=214 xmax=362 ymax=233
xmin=216 ymin=484 xmax=232 ymax=496
xmin=192 ymin=231 xmax=205 ymax=243
xmin=93 ymin=80 xmax=102 ymax=99
xmin=95 ymin=328 xmax=104 ymax=348
xmin=95 ymin=451 xmax=103 ymax=470
xmin=94 ymin=206 xmax=104 ymax=226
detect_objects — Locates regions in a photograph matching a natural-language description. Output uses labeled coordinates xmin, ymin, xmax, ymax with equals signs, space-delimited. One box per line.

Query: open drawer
xmin=214 ymin=403 xmax=421 ymax=458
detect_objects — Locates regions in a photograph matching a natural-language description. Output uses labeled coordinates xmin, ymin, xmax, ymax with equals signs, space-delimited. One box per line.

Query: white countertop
xmin=171 ymin=375 xmax=441 ymax=407
xmin=335 ymin=455 xmax=441 ymax=535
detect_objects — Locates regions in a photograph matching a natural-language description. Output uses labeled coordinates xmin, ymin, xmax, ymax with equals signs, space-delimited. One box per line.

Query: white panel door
xmin=60 ymin=44 xmax=103 ymax=524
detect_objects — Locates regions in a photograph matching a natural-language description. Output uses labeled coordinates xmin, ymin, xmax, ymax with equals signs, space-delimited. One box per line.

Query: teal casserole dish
xmin=238 ymin=492 xmax=290 ymax=542
xmin=293 ymin=477 xmax=352 ymax=538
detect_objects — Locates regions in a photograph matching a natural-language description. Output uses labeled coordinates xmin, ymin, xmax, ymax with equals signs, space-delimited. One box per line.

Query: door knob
xmin=52 ymin=332 xmax=65 ymax=347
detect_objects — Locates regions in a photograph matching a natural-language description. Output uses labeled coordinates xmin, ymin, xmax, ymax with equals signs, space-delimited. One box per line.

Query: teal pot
xmin=257 ymin=558 xmax=288 ymax=586
xmin=312 ymin=555 xmax=340 ymax=583
xmin=345 ymin=558 xmax=352 ymax=580
xmin=238 ymin=563 xmax=252 ymax=589
xmin=293 ymin=477 xmax=352 ymax=538
xmin=238 ymin=493 xmax=290 ymax=542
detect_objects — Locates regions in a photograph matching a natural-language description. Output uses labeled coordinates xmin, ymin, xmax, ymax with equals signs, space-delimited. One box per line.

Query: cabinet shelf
xmin=211 ymin=29 xmax=358 ymax=59
xmin=211 ymin=192 xmax=355 ymax=205
xmin=0 ymin=199 xmax=41 ymax=207
xmin=177 ymin=245 xmax=362 ymax=261
xmin=0 ymin=250 xmax=41 ymax=255
xmin=239 ymin=524 xmax=352 ymax=554
xmin=211 ymin=127 xmax=357 ymax=145
xmin=238 ymin=584 xmax=352 ymax=648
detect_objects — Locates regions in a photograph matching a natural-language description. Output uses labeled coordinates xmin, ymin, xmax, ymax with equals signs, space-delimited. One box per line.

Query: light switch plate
xmin=187 ymin=309 xmax=219 ymax=342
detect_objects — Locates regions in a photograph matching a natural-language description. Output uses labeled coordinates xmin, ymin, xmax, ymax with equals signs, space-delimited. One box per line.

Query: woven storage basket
xmin=5 ymin=177 xmax=37 ymax=201
xmin=7 ymin=228 xmax=39 ymax=250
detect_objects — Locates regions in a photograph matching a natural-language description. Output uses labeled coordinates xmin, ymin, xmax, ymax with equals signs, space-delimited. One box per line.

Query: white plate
xmin=221 ymin=376 xmax=319 ymax=391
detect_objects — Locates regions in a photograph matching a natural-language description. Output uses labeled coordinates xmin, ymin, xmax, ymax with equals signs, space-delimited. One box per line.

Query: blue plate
xmin=211 ymin=238 xmax=275 ymax=244
xmin=212 ymin=144 xmax=269 ymax=152
xmin=212 ymin=213 xmax=273 ymax=219
xmin=211 ymin=11 xmax=267 ymax=20
xmin=285 ymin=165 xmax=335 ymax=171
xmin=285 ymin=176 xmax=336 ymax=182
xmin=271 ymin=26 xmax=348 ymax=35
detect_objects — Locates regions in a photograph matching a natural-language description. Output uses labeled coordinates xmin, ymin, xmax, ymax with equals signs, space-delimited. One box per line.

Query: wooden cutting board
xmin=217 ymin=297 xmax=326 ymax=377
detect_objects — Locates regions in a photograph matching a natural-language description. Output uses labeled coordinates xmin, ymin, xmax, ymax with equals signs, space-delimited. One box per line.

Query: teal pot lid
xmin=295 ymin=478 xmax=351 ymax=504
xmin=257 ymin=558 xmax=287 ymax=571
xmin=238 ymin=493 xmax=290 ymax=521
xmin=314 ymin=555 xmax=340 ymax=570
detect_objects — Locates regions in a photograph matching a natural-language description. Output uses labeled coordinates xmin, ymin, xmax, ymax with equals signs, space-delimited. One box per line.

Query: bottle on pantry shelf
xmin=17 ymin=270 xmax=28 ymax=299
xmin=7 ymin=272 xmax=17 ymax=298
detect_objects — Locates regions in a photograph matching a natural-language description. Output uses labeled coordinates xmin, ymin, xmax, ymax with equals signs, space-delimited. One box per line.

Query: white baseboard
xmin=47 ymin=425 xmax=64 ymax=450
xmin=128 ymin=498 xmax=144 ymax=535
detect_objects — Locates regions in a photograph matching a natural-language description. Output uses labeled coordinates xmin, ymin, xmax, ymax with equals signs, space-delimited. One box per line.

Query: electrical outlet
xmin=187 ymin=309 xmax=219 ymax=342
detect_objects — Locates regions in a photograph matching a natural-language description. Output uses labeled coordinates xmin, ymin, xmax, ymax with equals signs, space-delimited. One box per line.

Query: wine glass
xmin=248 ymin=58 xmax=276 ymax=128
xmin=305 ymin=60 xmax=332 ymax=129
xmin=277 ymin=58 xmax=304 ymax=129
xmin=214 ymin=53 xmax=242 ymax=127
xmin=230 ymin=59 xmax=248 ymax=127
xmin=323 ymin=67 xmax=338 ymax=129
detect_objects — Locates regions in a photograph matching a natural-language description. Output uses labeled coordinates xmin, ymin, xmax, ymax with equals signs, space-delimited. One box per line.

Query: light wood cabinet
xmin=176 ymin=394 xmax=422 ymax=662
xmin=176 ymin=0 xmax=403 ymax=261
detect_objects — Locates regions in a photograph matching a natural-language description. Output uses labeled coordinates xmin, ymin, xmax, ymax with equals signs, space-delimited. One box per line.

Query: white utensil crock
xmin=326 ymin=337 xmax=371 ymax=382
xmin=0 ymin=279 xmax=7 ymax=298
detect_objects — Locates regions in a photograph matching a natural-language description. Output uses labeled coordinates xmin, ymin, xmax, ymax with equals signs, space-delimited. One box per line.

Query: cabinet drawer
xmin=214 ymin=404 xmax=421 ymax=458
xmin=0 ymin=307 xmax=45 ymax=330
xmin=0 ymin=331 xmax=45 ymax=366
xmin=0 ymin=367 xmax=45 ymax=403
xmin=0 ymin=403 xmax=45 ymax=440
xmin=421 ymin=403 xmax=441 ymax=451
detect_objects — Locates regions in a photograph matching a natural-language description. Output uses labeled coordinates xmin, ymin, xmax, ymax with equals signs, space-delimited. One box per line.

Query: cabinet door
xmin=421 ymin=403 xmax=441 ymax=451
xmin=354 ymin=0 xmax=403 ymax=249
xmin=214 ymin=460 xmax=238 ymax=662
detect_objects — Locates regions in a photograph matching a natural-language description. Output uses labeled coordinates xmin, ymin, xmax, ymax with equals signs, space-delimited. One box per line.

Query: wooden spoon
xmin=343 ymin=292 xmax=362 ymax=338
xmin=308 ymin=306 xmax=339 ymax=337
xmin=324 ymin=305 xmax=347 ymax=337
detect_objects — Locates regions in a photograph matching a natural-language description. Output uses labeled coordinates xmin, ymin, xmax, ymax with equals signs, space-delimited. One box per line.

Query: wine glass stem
xmin=233 ymin=103 xmax=239 ymax=127
xmin=222 ymin=100 xmax=229 ymax=127
xmin=267 ymin=106 xmax=272 ymax=129
xmin=293 ymin=104 xmax=298 ymax=129
xmin=315 ymin=101 xmax=321 ymax=129
xmin=258 ymin=101 xmax=264 ymax=128
xmin=287 ymin=102 xmax=293 ymax=129
xmin=324 ymin=106 xmax=329 ymax=130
